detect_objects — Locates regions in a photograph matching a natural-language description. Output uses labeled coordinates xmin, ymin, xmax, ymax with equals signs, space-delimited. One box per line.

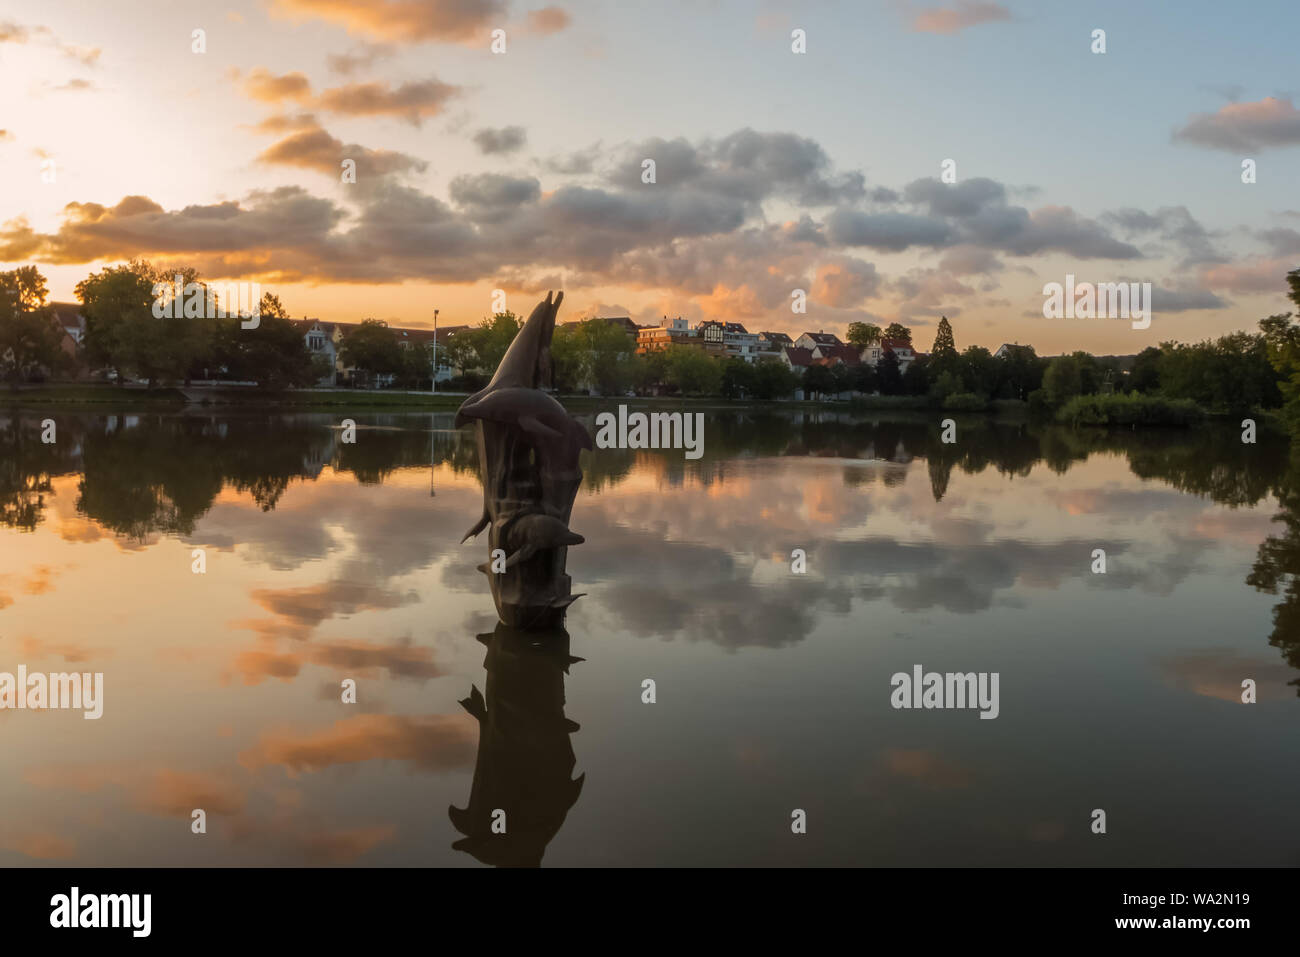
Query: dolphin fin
xmin=519 ymin=414 xmax=562 ymax=440
xmin=460 ymin=508 xmax=490 ymax=543
xmin=571 ymin=419 xmax=593 ymax=451
xmin=504 ymin=544 xmax=538 ymax=569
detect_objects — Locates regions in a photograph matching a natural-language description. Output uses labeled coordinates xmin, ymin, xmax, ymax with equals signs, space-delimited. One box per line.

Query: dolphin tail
xmin=458 ymin=685 xmax=487 ymax=722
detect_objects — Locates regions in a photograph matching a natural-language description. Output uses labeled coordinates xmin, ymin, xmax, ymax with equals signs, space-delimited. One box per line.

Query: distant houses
xmin=291 ymin=318 xmax=469 ymax=386
xmin=18 ymin=299 xmax=934 ymax=395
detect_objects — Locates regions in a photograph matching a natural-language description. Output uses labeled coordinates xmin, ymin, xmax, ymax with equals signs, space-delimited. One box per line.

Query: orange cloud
xmin=883 ymin=748 xmax=974 ymax=789
xmin=315 ymin=77 xmax=461 ymax=125
xmin=696 ymin=283 xmax=766 ymax=319
xmin=243 ymin=68 xmax=313 ymax=103
xmin=269 ymin=0 xmax=506 ymax=44
xmin=525 ymin=6 xmax=571 ymax=35
xmin=239 ymin=713 xmax=477 ymax=774
xmin=1175 ymin=96 xmax=1300 ymax=152
xmin=912 ymin=2 xmax=1011 ymax=34
xmin=134 ymin=769 xmax=246 ymax=818
xmin=3 ymin=832 xmax=76 ymax=860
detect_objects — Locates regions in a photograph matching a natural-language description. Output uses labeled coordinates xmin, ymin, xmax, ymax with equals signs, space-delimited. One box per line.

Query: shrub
xmin=941 ymin=392 xmax=988 ymax=411
xmin=1055 ymin=393 xmax=1203 ymax=427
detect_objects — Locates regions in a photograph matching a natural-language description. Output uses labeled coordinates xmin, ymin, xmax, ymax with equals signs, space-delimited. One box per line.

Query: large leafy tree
xmin=339 ymin=318 xmax=403 ymax=382
xmin=960 ymin=345 xmax=997 ymax=398
xmin=845 ymin=321 xmax=881 ymax=349
xmin=876 ymin=349 xmax=903 ymax=394
xmin=751 ymin=356 xmax=799 ymax=399
xmin=441 ymin=311 xmax=523 ymax=386
xmin=551 ymin=318 xmax=637 ymax=394
xmin=664 ymin=344 xmax=722 ymax=395
xmin=997 ymin=343 xmax=1044 ymax=400
xmin=882 ymin=322 xmax=912 ymax=344
xmin=1129 ymin=346 xmax=1162 ymax=393
xmin=0 ymin=266 xmax=70 ymax=386
xmin=1256 ymin=269 xmax=1300 ymax=428
xmin=212 ymin=292 xmax=315 ymax=388
xmin=802 ymin=362 xmax=834 ymax=399
xmin=76 ymin=259 xmax=211 ymax=386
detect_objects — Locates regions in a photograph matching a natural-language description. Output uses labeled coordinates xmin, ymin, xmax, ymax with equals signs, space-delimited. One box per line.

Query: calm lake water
xmin=1 ymin=406 xmax=1298 ymax=866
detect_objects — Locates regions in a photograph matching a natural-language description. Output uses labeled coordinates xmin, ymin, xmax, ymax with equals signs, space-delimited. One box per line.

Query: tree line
xmin=4 ymin=262 xmax=1300 ymax=423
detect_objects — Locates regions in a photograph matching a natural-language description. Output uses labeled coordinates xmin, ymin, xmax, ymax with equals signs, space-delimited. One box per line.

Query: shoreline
xmin=0 ymin=384 xmax=1281 ymax=428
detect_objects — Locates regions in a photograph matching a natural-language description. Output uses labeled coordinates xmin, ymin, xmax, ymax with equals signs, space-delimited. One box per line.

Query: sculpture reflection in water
xmin=448 ymin=623 xmax=585 ymax=866
xmin=450 ymin=292 xmax=590 ymax=865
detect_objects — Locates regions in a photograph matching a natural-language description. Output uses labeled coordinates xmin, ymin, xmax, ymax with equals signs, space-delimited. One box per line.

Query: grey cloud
xmin=472 ymin=125 xmax=527 ymax=154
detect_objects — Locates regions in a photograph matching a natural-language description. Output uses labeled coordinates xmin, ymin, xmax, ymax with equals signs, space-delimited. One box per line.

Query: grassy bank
xmin=1 ymin=384 xmax=467 ymax=409
xmin=2 ymin=384 xmax=1278 ymax=429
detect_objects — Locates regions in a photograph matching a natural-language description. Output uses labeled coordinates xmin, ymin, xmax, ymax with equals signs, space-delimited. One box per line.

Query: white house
xmin=861 ymin=338 xmax=917 ymax=373
xmin=794 ymin=331 xmax=843 ymax=352
xmin=722 ymin=322 xmax=760 ymax=362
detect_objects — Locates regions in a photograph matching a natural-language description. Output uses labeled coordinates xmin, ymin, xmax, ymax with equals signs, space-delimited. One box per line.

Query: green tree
xmin=632 ymin=349 xmax=670 ymax=394
xmin=960 ymin=345 xmax=997 ymax=398
xmin=582 ymin=319 xmax=638 ymax=394
xmin=0 ymin=267 xmax=70 ymax=387
xmin=997 ymin=344 xmax=1044 ymax=400
xmin=929 ymin=369 xmax=962 ymax=402
xmin=877 ymin=349 xmax=903 ymax=394
xmin=931 ymin=316 xmax=956 ymax=358
xmin=902 ymin=354 xmax=930 ymax=395
xmin=829 ymin=362 xmax=853 ymax=397
xmin=850 ymin=360 xmax=878 ymax=395
xmin=211 ymin=292 xmax=314 ymax=389
xmin=1130 ymin=346 xmax=1161 ymax=393
xmin=802 ymin=362 xmax=834 ymax=399
xmin=1069 ymin=350 xmax=1102 ymax=394
xmin=1043 ymin=355 xmax=1083 ymax=405
xmin=846 ymin=322 xmax=882 ymax=349
xmin=76 ymin=259 xmax=211 ymax=386
xmin=664 ymin=345 xmax=722 ymax=395
xmin=470 ymin=311 xmax=522 ymax=376
xmin=550 ymin=322 xmax=586 ymax=392
xmin=721 ymin=358 xmax=757 ymax=398
xmin=752 ymin=357 xmax=798 ymax=399
xmin=339 ymin=319 xmax=403 ymax=384
xmin=882 ymin=322 xmax=912 ymax=344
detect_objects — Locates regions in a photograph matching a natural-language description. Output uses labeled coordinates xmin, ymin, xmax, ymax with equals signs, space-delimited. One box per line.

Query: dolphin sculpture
xmin=456 ymin=291 xmax=590 ymax=629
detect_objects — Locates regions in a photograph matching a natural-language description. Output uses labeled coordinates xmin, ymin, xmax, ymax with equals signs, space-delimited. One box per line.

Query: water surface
xmin=1 ymin=408 xmax=1296 ymax=866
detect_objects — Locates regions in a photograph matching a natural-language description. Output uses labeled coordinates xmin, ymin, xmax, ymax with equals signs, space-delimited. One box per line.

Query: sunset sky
xmin=1 ymin=0 xmax=1297 ymax=353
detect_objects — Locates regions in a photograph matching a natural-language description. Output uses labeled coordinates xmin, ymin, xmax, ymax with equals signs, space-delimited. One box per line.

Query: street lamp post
xmin=432 ymin=308 xmax=439 ymax=394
